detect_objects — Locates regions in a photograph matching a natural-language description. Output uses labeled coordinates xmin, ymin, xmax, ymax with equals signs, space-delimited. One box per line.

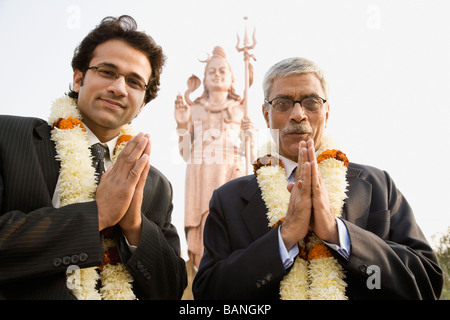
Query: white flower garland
xmin=255 ymin=135 xmax=349 ymax=300
xmin=49 ymin=96 xmax=136 ymax=300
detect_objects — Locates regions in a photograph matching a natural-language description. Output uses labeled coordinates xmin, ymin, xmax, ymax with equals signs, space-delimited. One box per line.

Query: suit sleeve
xmin=193 ymin=189 xmax=287 ymax=300
xmin=115 ymin=169 xmax=187 ymax=300
xmin=343 ymin=170 xmax=443 ymax=299
xmin=0 ymin=200 xmax=104 ymax=285
xmin=0 ymin=117 xmax=104 ymax=300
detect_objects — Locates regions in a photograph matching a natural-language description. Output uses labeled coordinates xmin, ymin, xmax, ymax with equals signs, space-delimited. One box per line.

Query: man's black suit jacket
xmin=0 ymin=115 xmax=187 ymax=299
xmin=193 ymin=158 xmax=443 ymax=299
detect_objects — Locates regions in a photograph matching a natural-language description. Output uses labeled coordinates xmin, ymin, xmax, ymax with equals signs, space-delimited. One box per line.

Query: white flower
xmin=100 ymin=264 xmax=136 ymax=300
xmin=256 ymin=165 xmax=290 ymax=227
xmin=51 ymin=126 xmax=97 ymax=206
xmin=280 ymin=257 xmax=309 ymax=300
xmin=317 ymin=158 xmax=348 ymax=217
xmin=308 ymin=257 xmax=347 ymax=300
xmin=48 ymin=96 xmax=82 ymax=126
xmin=71 ymin=267 xmax=101 ymax=300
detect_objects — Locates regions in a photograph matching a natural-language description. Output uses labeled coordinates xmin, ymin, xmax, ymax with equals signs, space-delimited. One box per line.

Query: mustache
xmin=282 ymin=122 xmax=312 ymax=134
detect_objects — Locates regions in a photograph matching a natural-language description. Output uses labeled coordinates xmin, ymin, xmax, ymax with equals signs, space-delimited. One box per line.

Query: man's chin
xmin=280 ymin=136 xmax=312 ymax=160
xmin=276 ymin=144 xmax=300 ymax=162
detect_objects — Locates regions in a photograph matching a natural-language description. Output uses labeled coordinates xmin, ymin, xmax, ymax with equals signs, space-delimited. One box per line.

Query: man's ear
xmin=73 ymin=70 xmax=83 ymax=93
xmin=262 ymin=104 xmax=270 ymax=128
xmin=324 ymin=103 xmax=330 ymax=128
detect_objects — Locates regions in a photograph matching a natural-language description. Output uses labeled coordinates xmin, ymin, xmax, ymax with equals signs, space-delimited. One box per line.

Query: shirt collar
xmin=279 ymin=149 xmax=322 ymax=177
xmin=83 ymin=122 xmax=119 ymax=161
xmin=279 ymin=155 xmax=297 ymax=178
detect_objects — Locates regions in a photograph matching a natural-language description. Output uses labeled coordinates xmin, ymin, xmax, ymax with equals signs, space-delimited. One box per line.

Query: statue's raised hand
xmin=174 ymin=94 xmax=191 ymax=128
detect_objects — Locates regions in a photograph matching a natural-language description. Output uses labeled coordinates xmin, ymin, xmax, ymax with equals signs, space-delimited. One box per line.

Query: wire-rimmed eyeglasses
xmin=264 ymin=96 xmax=327 ymax=113
xmin=87 ymin=66 xmax=148 ymax=91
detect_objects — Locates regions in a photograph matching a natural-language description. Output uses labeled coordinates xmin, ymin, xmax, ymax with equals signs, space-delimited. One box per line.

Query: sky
xmin=1 ymin=0 xmax=449 ymax=256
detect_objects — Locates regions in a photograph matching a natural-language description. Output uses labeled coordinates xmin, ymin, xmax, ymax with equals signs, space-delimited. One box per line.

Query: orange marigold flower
xmin=307 ymin=244 xmax=333 ymax=261
xmin=317 ymin=149 xmax=349 ymax=167
xmin=271 ymin=217 xmax=284 ymax=229
xmin=253 ymin=154 xmax=284 ymax=174
xmin=114 ymin=134 xmax=133 ymax=154
xmin=57 ymin=119 xmax=73 ymax=129
xmin=53 ymin=117 xmax=86 ymax=132
xmin=116 ymin=134 xmax=133 ymax=147
xmin=99 ymin=247 xmax=121 ymax=271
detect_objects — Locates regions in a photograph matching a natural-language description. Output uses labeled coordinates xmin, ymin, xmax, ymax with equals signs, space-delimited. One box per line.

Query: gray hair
xmin=262 ymin=57 xmax=329 ymax=101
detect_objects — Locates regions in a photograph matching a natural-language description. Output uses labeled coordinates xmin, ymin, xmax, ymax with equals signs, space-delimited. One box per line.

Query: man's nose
xmin=289 ymin=102 xmax=307 ymax=122
xmin=108 ymin=76 xmax=128 ymax=96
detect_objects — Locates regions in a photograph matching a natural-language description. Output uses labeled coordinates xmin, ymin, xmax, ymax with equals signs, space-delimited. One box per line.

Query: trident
xmin=236 ymin=17 xmax=256 ymax=174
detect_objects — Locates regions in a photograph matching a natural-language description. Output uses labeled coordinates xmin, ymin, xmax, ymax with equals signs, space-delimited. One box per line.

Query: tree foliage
xmin=433 ymin=227 xmax=450 ymax=300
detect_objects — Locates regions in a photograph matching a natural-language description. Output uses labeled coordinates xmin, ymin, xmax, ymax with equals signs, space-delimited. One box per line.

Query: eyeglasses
xmin=87 ymin=66 xmax=148 ymax=91
xmin=264 ymin=96 xmax=327 ymax=113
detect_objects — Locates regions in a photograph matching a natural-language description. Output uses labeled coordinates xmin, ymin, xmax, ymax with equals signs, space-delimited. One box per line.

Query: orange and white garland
xmin=49 ymin=96 xmax=136 ymax=300
xmin=254 ymin=136 xmax=349 ymax=299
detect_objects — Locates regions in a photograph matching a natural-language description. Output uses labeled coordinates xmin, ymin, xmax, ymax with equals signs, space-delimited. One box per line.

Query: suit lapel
xmin=34 ymin=122 xmax=60 ymax=198
xmin=240 ymin=176 xmax=271 ymax=241
xmin=342 ymin=165 xmax=371 ymax=228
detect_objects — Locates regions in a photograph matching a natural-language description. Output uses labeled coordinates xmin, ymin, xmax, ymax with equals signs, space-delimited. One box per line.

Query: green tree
xmin=433 ymin=227 xmax=450 ymax=300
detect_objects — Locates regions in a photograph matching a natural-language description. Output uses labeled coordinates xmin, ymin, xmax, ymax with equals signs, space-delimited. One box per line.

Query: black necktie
xmin=90 ymin=143 xmax=108 ymax=183
xmin=91 ymin=143 xmax=115 ymax=268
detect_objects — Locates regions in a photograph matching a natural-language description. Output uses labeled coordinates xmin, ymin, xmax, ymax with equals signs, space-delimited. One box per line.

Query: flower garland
xmin=254 ymin=135 xmax=349 ymax=300
xmin=49 ymin=96 xmax=136 ymax=300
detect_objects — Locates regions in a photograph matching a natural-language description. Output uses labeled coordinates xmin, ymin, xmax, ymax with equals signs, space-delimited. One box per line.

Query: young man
xmin=193 ymin=57 xmax=443 ymax=299
xmin=0 ymin=15 xmax=186 ymax=299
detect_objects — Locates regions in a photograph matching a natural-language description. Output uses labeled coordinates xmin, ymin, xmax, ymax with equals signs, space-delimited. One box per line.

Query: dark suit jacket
xmin=193 ymin=161 xmax=443 ymax=299
xmin=0 ymin=115 xmax=187 ymax=299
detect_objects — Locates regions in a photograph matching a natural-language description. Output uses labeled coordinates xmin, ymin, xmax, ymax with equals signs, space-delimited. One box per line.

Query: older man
xmin=193 ymin=57 xmax=442 ymax=299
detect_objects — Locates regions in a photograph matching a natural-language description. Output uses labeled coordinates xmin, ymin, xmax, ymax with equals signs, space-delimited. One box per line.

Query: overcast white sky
xmin=1 ymin=0 xmax=449 ymax=255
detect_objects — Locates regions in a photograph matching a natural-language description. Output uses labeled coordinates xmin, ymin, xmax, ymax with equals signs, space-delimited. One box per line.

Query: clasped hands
xmin=280 ymin=139 xmax=339 ymax=251
xmin=96 ymin=132 xmax=151 ymax=246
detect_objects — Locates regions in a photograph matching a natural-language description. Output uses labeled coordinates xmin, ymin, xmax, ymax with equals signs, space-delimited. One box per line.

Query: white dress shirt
xmin=277 ymin=155 xmax=351 ymax=269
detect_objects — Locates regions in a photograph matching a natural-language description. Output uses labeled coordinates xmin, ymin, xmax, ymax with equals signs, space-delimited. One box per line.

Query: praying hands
xmin=281 ymin=139 xmax=339 ymax=251
xmin=96 ymin=132 xmax=151 ymax=245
